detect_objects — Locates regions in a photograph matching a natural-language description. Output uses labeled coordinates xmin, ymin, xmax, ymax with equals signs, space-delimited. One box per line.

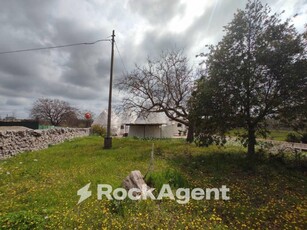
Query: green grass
xmin=266 ymin=129 xmax=292 ymax=141
xmin=0 ymin=137 xmax=306 ymax=229
xmin=227 ymin=129 xmax=292 ymax=141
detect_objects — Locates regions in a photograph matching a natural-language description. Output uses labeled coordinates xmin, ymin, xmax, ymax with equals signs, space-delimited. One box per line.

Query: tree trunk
xmin=186 ymin=123 xmax=194 ymax=143
xmin=247 ymin=126 xmax=256 ymax=156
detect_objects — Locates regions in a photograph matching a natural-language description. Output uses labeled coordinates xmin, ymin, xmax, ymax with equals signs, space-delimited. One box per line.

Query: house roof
xmin=92 ymin=110 xmax=120 ymax=127
xmin=125 ymin=113 xmax=167 ymax=125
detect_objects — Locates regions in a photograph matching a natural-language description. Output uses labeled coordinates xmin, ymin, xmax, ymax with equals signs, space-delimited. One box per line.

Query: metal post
xmin=104 ymin=30 xmax=115 ymax=149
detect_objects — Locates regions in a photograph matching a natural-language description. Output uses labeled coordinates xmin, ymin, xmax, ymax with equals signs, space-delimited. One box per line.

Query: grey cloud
xmin=128 ymin=0 xmax=185 ymax=25
xmin=48 ymin=18 xmax=112 ymax=89
xmin=128 ymin=29 xmax=191 ymax=66
xmin=0 ymin=0 xmax=305 ymax=119
xmin=45 ymin=84 xmax=97 ymax=100
xmin=127 ymin=1 xmax=252 ymax=64
xmin=178 ymin=0 xmax=298 ymax=54
xmin=184 ymin=1 xmax=247 ymax=46
xmin=0 ymin=0 xmax=55 ymax=26
xmin=0 ymin=1 xmax=112 ymax=103
xmin=5 ymin=97 xmax=31 ymax=106
xmin=61 ymin=47 xmax=109 ymax=89
xmin=50 ymin=18 xmax=109 ymax=45
xmin=0 ymin=0 xmax=57 ymax=46
xmin=186 ymin=0 xmax=301 ymax=43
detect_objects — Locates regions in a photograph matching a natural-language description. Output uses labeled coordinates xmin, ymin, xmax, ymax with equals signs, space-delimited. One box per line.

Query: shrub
xmin=90 ymin=124 xmax=106 ymax=137
xmin=285 ymin=133 xmax=301 ymax=143
xmin=145 ymin=169 xmax=188 ymax=191
xmin=194 ymin=134 xmax=226 ymax=147
xmin=301 ymin=133 xmax=307 ymax=144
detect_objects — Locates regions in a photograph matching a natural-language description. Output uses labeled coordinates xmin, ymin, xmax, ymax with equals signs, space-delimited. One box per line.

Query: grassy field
xmin=227 ymin=129 xmax=292 ymax=141
xmin=0 ymin=137 xmax=306 ymax=229
xmin=266 ymin=130 xmax=293 ymax=141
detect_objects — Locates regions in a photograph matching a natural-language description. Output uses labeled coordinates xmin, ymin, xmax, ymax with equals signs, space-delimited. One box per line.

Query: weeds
xmin=0 ymin=137 xmax=306 ymax=229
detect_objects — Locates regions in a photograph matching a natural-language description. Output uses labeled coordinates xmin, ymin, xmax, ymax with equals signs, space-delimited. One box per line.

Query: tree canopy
xmin=190 ymin=0 xmax=307 ymax=155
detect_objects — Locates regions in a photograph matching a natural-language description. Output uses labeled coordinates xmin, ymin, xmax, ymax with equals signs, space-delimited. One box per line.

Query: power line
xmin=115 ymin=41 xmax=128 ymax=74
xmin=0 ymin=38 xmax=111 ymax=55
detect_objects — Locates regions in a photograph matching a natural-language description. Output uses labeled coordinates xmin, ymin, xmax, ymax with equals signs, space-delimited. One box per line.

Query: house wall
xmin=127 ymin=122 xmax=187 ymax=138
xmin=161 ymin=125 xmax=174 ymax=138
xmin=161 ymin=123 xmax=187 ymax=138
xmin=119 ymin=125 xmax=129 ymax=136
xmin=128 ymin=126 xmax=161 ymax=138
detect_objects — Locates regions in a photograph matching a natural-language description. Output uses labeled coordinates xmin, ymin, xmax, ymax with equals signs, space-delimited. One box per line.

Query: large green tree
xmin=191 ymin=0 xmax=306 ymax=156
xmin=279 ymin=24 xmax=307 ymax=134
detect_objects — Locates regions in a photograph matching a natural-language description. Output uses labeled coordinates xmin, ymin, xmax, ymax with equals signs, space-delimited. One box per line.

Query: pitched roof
xmin=126 ymin=113 xmax=168 ymax=125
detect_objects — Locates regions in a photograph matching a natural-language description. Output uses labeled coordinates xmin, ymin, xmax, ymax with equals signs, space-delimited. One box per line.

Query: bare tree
xmin=30 ymin=98 xmax=78 ymax=126
xmin=117 ymin=50 xmax=195 ymax=141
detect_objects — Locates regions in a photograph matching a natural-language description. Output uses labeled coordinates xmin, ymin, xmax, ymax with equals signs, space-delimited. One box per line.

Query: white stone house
xmin=125 ymin=113 xmax=187 ymax=138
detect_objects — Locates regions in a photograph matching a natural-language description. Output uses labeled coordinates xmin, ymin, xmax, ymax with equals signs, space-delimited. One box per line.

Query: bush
xmin=301 ymin=133 xmax=307 ymax=144
xmin=145 ymin=169 xmax=188 ymax=191
xmin=285 ymin=133 xmax=301 ymax=143
xmin=90 ymin=124 xmax=106 ymax=137
xmin=194 ymin=134 xmax=226 ymax=147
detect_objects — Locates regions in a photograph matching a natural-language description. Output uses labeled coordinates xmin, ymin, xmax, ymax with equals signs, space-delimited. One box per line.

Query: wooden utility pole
xmin=104 ymin=30 xmax=115 ymax=149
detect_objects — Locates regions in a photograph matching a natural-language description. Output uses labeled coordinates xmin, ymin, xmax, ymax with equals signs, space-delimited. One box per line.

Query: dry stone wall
xmin=0 ymin=128 xmax=90 ymax=159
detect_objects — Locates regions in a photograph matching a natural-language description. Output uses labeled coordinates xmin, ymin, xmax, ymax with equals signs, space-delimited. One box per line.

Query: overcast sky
xmin=0 ymin=0 xmax=306 ymax=119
